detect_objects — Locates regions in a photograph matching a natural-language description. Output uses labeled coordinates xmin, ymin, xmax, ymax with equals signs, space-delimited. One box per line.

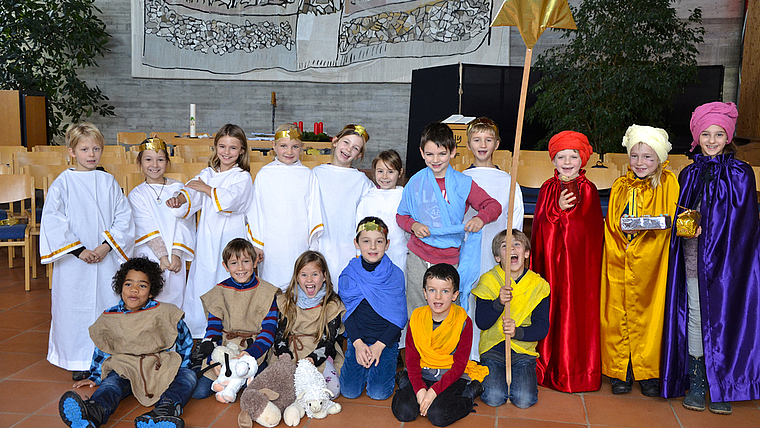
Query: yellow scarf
xmin=409 ymin=304 xmax=489 ymax=382
xmin=471 ymin=266 xmax=551 ymax=356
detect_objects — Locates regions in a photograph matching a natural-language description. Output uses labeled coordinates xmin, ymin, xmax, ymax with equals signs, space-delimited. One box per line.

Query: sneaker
xmin=72 ymin=371 xmax=90 ymax=382
xmin=462 ymin=380 xmax=484 ymax=401
xmin=59 ymin=391 xmax=105 ymax=428
xmin=134 ymin=401 xmax=184 ymax=428
xmin=611 ymin=377 xmax=632 ymax=394
xmin=708 ymin=401 xmax=732 ymax=415
xmin=639 ymin=379 xmax=659 ymax=397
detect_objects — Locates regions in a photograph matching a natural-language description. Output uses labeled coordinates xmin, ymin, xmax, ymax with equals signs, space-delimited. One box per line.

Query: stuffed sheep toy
xmin=282 ymin=359 xmax=342 ymax=426
xmin=210 ymin=342 xmax=258 ymax=403
xmin=238 ymin=354 xmax=298 ymax=428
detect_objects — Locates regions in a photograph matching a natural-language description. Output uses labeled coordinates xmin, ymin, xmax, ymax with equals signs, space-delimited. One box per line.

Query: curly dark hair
xmin=111 ymin=257 xmax=165 ymax=298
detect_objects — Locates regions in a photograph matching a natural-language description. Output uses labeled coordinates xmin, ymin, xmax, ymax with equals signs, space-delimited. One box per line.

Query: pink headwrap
xmin=689 ymin=102 xmax=738 ymax=151
xmin=548 ymin=131 xmax=593 ymax=167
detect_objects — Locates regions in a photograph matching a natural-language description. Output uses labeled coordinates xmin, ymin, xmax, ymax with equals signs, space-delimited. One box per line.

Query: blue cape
xmin=339 ymin=255 xmax=407 ymax=329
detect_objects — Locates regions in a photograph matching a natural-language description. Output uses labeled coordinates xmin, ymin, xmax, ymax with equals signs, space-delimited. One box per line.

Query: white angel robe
xmin=246 ymin=159 xmax=323 ymax=291
xmin=170 ymin=166 xmax=252 ymax=338
xmin=356 ymin=186 xmax=409 ymax=276
xmin=40 ymin=169 xmax=134 ymax=370
xmin=463 ymin=166 xmax=524 ymax=361
xmin=312 ymin=164 xmax=373 ymax=289
xmin=129 ymin=178 xmax=196 ymax=307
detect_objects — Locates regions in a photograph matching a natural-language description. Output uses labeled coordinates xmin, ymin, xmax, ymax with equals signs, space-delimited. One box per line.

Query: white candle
xmin=190 ymin=104 xmax=196 ymax=137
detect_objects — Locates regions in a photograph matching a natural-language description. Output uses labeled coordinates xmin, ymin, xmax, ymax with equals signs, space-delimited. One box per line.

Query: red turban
xmin=548 ymin=131 xmax=593 ymax=167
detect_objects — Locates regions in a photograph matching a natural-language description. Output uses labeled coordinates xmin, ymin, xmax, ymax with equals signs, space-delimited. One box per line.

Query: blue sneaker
xmin=134 ymin=402 xmax=184 ymax=428
xmin=59 ymin=391 xmax=104 ymax=428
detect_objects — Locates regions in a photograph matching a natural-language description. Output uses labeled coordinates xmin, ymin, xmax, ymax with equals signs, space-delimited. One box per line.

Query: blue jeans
xmin=340 ymin=340 xmax=398 ymax=400
xmin=480 ymin=357 xmax=538 ymax=409
xmin=92 ymin=368 xmax=196 ymax=423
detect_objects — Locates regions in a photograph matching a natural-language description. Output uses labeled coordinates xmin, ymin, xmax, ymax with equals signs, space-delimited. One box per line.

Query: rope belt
xmin=138 ymin=353 xmax=162 ymax=399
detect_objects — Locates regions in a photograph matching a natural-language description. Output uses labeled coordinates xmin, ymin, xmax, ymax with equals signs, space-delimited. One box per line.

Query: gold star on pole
xmin=491 ymin=0 xmax=576 ymax=49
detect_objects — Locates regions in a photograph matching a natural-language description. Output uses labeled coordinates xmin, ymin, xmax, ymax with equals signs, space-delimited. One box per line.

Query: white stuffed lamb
xmin=210 ymin=342 xmax=258 ymax=403
xmin=282 ymin=359 xmax=341 ymax=426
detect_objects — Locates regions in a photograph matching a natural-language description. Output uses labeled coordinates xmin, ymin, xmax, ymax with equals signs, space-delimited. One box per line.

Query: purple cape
xmin=661 ymin=153 xmax=760 ymax=402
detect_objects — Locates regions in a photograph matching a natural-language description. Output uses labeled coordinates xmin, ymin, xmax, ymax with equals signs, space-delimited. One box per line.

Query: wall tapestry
xmin=131 ymin=0 xmax=509 ymax=82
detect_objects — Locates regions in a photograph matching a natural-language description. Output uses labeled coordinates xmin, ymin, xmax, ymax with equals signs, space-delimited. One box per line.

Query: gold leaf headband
xmin=345 ymin=124 xmax=369 ymax=142
xmin=467 ymin=117 xmax=498 ymax=134
xmin=356 ymin=220 xmax=388 ymax=237
xmin=275 ymin=128 xmax=302 ymax=141
xmin=138 ymin=137 xmax=167 ymax=152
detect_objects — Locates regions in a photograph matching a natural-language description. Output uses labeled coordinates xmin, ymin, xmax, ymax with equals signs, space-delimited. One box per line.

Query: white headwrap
xmin=622 ymin=124 xmax=671 ymax=163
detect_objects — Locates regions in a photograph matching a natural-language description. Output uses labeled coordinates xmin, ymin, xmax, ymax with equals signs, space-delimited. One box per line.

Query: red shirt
xmin=396 ymin=177 xmax=502 ymax=265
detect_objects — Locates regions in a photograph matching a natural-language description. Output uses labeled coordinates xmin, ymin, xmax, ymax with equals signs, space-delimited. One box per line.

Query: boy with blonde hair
xmin=41 ymin=122 xmax=134 ymax=381
xmin=473 ymin=229 xmax=550 ymax=408
xmin=246 ymin=123 xmax=323 ymax=291
xmin=396 ymin=122 xmax=501 ymax=318
xmin=463 ymin=117 xmax=524 ymax=361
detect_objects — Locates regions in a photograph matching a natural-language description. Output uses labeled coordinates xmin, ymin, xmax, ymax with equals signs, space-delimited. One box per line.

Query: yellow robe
xmin=600 ymin=168 xmax=679 ymax=381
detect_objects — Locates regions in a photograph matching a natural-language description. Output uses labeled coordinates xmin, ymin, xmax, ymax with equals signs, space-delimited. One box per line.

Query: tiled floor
xmin=1 ymin=251 xmax=759 ymax=428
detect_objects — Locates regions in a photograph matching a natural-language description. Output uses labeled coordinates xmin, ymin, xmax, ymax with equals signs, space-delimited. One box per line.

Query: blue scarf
xmin=339 ymin=255 xmax=407 ymax=329
xmin=397 ymin=165 xmax=482 ymax=310
xmin=296 ymin=283 xmax=327 ymax=309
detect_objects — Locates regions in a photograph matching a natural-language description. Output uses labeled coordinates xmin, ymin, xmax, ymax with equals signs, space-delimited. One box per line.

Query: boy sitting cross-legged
xmin=58 ymin=257 xmax=196 ymax=428
xmin=392 ymin=263 xmax=489 ymax=427
xmin=473 ymin=229 xmax=550 ymax=408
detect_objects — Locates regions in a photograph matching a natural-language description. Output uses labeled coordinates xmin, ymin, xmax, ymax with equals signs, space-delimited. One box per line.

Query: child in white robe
xmin=40 ymin=123 xmax=134 ymax=379
xmin=167 ymin=124 xmax=253 ymax=338
xmin=462 ymin=118 xmax=523 ymax=361
xmin=312 ymin=124 xmax=373 ymax=289
xmin=246 ymin=124 xmax=323 ymax=291
xmin=128 ymin=137 xmax=195 ymax=307
xmin=356 ymin=149 xmax=409 ymax=278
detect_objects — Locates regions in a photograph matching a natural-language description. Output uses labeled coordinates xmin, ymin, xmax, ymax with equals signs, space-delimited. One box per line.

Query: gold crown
xmin=138 ymin=137 xmax=167 ymax=152
xmin=356 ymin=220 xmax=387 ymax=236
xmin=467 ymin=117 xmax=498 ymax=134
xmin=275 ymin=128 xmax=302 ymax=141
xmin=345 ymin=124 xmax=369 ymax=142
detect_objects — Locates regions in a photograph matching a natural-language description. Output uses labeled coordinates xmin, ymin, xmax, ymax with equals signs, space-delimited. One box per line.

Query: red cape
xmin=530 ymin=170 xmax=604 ymax=392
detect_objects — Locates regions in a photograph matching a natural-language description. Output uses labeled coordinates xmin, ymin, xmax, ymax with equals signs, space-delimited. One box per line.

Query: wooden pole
xmin=503 ymin=47 xmax=533 ymax=389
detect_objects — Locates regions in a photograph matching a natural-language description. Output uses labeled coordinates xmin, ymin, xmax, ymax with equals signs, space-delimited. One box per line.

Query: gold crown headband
xmin=275 ymin=128 xmax=302 ymax=141
xmin=345 ymin=124 xmax=369 ymax=142
xmin=467 ymin=118 xmax=498 ymax=134
xmin=356 ymin=220 xmax=388 ymax=237
xmin=138 ymin=137 xmax=167 ymax=152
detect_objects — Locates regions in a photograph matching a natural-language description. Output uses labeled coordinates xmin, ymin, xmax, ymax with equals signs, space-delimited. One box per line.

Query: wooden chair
xmin=101 ymin=164 xmax=141 ymax=190
xmin=666 ymin=155 xmax=692 ymax=174
xmin=116 ymin=132 xmax=147 ymax=146
xmin=0 ymin=146 xmax=27 ymax=168
xmin=493 ymin=150 xmax=512 ymax=170
xmin=517 ymin=150 xmax=552 ymax=165
xmin=149 ymin=132 xmax=179 ymax=142
xmin=602 ymin=153 xmax=631 ymax=174
xmin=13 ymin=153 xmax=65 ymax=174
xmin=21 ymin=164 xmax=69 ymax=191
xmin=99 ymin=155 xmax=126 ymax=165
xmin=301 ymin=160 xmax=321 ymax=170
xmin=33 ymin=145 xmax=69 ymax=158
xmin=0 ymin=164 xmax=12 ymax=174
xmin=516 ymin=162 xmax=556 ymax=188
xmin=249 ymin=162 xmax=267 ymax=179
xmin=125 ymin=150 xmax=140 ymax=163
xmin=585 ymin=166 xmax=623 ymax=190
xmin=175 ymin=145 xmax=213 ymax=163
xmin=103 ymin=145 xmax=126 ymax=157
xmin=192 ymin=155 xmax=211 ymax=164
xmin=0 ymin=174 xmax=35 ymax=291
xmin=167 ymin=163 xmax=207 ymax=179
xmin=169 ymin=156 xmax=184 ymax=164
xmin=125 ymin=172 xmax=187 ymax=195
xmin=301 ymin=154 xmax=332 ymax=165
